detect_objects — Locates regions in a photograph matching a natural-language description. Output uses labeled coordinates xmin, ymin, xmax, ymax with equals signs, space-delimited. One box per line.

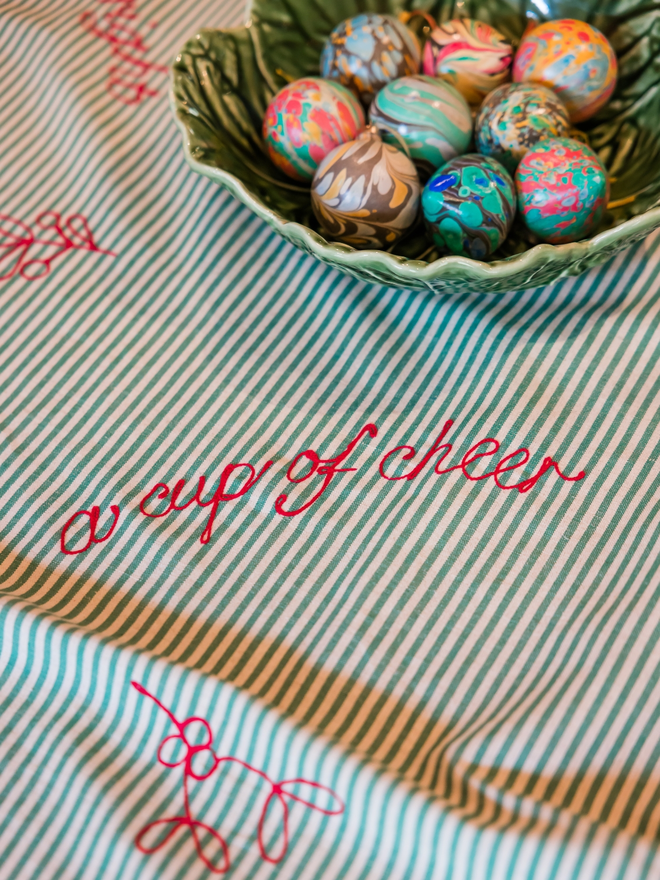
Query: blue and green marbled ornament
xmin=422 ymin=154 xmax=516 ymax=259
xmin=321 ymin=13 xmax=420 ymax=105
xmin=368 ymin=75 xmax=473 ymax=175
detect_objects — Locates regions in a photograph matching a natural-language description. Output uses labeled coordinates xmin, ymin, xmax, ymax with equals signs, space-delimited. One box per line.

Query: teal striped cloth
xmin=2 ymin=1 xmax=660 ymax=878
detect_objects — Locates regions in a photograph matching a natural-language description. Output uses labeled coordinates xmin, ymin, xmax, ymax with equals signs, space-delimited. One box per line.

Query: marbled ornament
xmin=515 ymin=137 xmax=609 ymax=243
xmin=369 ymin=75 xmax=472 ymax=175
xmin=422 ymin=18 xmax=513 ymax=107
xmin=475 ymin=83 xmax=570 ymax=172
xmin=513 ymin=19 xmax=617 ymax=123
xmin=321 ymin=14 xmax=421 ymax=105
xmin=263 ymin=77 xmax=365 ymax=182
xmin=311 ymin=130 xmax=421 ymax=248
xmin=422 ymin=154 xmax=516 ymax=259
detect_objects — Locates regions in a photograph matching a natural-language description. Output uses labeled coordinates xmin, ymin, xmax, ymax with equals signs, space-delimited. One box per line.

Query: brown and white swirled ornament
xmin=311 ymin=131 xmax=420 ymax=249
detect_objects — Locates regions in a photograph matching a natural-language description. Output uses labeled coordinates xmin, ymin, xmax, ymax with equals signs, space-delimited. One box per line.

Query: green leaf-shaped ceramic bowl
xmin=171 ymin=0 xmax=660 ymax=293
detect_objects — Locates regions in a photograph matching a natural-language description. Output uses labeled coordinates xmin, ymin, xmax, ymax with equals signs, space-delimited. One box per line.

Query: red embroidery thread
xmin=132 ymin=681 xmax=344 ymax=874
xmin=460 ymin=438 xmax=501 ymax=481
xmin=58 ymin=423 xmax=586 ymax=555
xmin=379 ymin=419 xmax=455 ymax=481
xmin=60 ymin=504 xmax=121 ymax=555
xmin=503 ymin=455 xmax=585 ymax=493
xmin=379 ymin=419 xmax=585 ymax=493
xmin=275 ymin=423 xmax=378 ymax=516
xmin=140 ymin=460 xmax=274 ymax=544
xmin=80 ymin=1 xmax=168 ymax=105
xmin=0 ymin=212 xmax=115 ymax=283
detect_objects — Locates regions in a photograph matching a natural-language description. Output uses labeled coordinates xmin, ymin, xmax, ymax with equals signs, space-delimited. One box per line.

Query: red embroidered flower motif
xmin=80 ymin=1 xmax=169 ymax=105
xmin=0 ymin=211 xmax=114 ymax=283
xmin=132 ymin=681 xmax=344 ymax=874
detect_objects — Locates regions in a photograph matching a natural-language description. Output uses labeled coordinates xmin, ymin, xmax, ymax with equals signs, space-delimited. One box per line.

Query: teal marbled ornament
xmin=422 ymin=154 xmax=516 ymax=259
xmin=368 ymin=75 xmax=472 ymax=176
xmin=475 ymin=83 xmax=570 ymax=173
xmin=515 ymin=137 xmax=609 ymax=244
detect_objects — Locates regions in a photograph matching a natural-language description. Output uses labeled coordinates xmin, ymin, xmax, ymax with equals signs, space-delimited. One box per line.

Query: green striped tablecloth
xmin=2 ymin=2 xmax=660 ymax=878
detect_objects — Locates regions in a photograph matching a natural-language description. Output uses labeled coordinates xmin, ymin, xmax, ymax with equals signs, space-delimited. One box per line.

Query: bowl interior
xmin=172 ymin=0 xmax=660 ymax=264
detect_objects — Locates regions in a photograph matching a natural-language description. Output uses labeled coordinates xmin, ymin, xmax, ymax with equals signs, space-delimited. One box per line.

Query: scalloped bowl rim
xmin=170 ymin=46 xmax=660 ymax=290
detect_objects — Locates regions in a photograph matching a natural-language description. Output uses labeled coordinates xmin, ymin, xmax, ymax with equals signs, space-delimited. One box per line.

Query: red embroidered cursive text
xmin=58 ymin=420 xmax=587 ymax=556
xmin=275 ymin=423 xmax=378 ymax=516
xmin=80 ymin=1 xmax=169 ymax=105
xmin=60 ymin=504 xmax=121 ymax=554
xmin=379 ymin=419 xmax=585 ymax=492
xmin=132 ymin=681 xmax=344 ymax=873
xmin=140 ymin=459 xmax=274 ymax=543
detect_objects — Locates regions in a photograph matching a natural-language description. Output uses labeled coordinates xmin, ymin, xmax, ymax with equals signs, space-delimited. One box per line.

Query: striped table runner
xmin=1 ymin=1 xmax=660 ymax=878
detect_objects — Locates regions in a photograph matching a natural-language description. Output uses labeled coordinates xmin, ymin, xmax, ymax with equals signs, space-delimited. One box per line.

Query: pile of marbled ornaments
xmin=262 ymin=14 xmax=618 ymax=258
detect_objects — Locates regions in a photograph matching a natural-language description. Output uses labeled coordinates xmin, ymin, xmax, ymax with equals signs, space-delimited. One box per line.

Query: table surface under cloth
xmin=1 ymin=2 xmax=660 ymax=879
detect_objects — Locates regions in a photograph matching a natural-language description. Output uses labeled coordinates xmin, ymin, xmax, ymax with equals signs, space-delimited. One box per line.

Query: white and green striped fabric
xmin=2 ymin=1 xmax=660 ymax=878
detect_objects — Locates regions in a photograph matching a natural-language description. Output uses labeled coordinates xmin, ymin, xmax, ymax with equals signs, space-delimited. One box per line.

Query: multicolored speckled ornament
xmin=368 ymin=75 xmax=472 ymax=175
xmin=475 ymin=83 xmax=570 ymax=173
xmin=422 ymin=154 xmax=515 ymax=259
xmin=263 ymin=77 xmax=365 ymax=182
xmin=513 ymin=19 xmax=617 ymax=123
xmin=515 ymin=138 xmax=609 ymax=243
xmin=422 ymin=18 xmax=513 ymax=107
xmin=311 ymin=130 xmax=420 ymax=248
xmin=321 ymin=14 xmax=421 ymax=105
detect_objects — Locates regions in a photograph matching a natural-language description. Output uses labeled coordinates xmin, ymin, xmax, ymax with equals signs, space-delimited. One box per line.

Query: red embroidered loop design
xmin=0 ymin=211 xmax=114 ymax=283
xmin=135 ymin=817 xmax=230 ymax=874
xmin=80 ymin=1 xmax=168 ymax=105
xmin=60 ymin=504 xmax=120 ymax=555
xmin=275 ymin=423 xmax=378 ymax=516
xmin=132 ymin=682 xmax=344 ymax=873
